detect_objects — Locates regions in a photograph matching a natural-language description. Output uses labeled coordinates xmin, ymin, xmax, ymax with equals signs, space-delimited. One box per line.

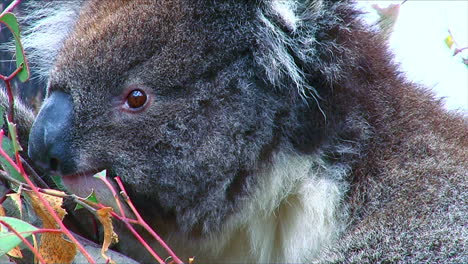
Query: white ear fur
xmin=270 ymin=1 xmax=301 ymax=32
xmin=18 ymin=1 xmax=82 ymax=80
xmin=254 ymin=0 xmax=337 ymax=118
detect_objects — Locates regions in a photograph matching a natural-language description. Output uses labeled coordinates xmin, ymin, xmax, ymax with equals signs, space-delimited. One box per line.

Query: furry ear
xmin=15 ymin=1 xmax=83 ymax=80
xmin=254 ymin=0 xmax=348 ymax=115
xmin=259 ymin=0 xmax=328 ymax=32
xmin=254 ymin=1 xmax=318 ymax=101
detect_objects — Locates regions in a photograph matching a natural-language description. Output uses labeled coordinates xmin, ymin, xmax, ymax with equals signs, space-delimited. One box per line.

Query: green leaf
xmin=75 ymin=190 xmax=99 ymax=210
xmin=0 ymin=107 xmax=24 ymax=183
xmin=93 ymin=170 xmax=107 ymax=180
xmin=0 ymin=13 xmax=30 ymax=82
xmin=7 ymin=119 xmax=22 ymax=153
xmin=0 ymin=216 xmax=38 ymax=256
xmin=50 ymin=174 xmax=67 ymax=191
xmin=0 ymin=105 xmax=5 ymax=129
xmin=0 ymin=136 xmax=24 ymax=183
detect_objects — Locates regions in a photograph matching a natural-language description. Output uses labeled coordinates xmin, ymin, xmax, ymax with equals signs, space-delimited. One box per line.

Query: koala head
xmin=27 ymin=1 xmax=333 ymax=236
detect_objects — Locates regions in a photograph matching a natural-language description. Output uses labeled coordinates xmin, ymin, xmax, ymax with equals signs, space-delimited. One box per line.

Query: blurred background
xmin=358 ymin=0 xmax=468 ymax=111
xmin=1 ymin=0 xmax=467 ymax=111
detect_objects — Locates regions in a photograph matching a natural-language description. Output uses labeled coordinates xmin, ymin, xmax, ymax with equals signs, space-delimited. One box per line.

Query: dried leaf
xmin=0 ymin=204 xmax=5 ymax=216
xmin=96 ymin=207 xmax=118 ymax=264
xmin=26 ymin=190 xmax=77 ymax=264
xmin=445 ymin=35 xmax=455 ymax=49
xmin=7 ymin=246 xmax=23 ymax=259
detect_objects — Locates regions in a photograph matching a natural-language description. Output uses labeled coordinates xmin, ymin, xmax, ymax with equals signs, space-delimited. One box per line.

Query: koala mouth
xmin=61 ymin=168 xmax=114 ymax=198
xmin=60 ymin=168 xmax=122 ymax=210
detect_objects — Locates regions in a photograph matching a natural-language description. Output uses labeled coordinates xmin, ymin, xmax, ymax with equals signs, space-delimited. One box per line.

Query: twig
xmin=118 ymin=214 xmax=166 ymax=264
xmin=0 ymin=64 xmax=24 ymax=123
xmin=0 ymin=0 xmax=22 ymax=16
xmin=30 ymin=228 xmax=63 ymax=235
xmin=20 ymin=156 xmax=49 ymax=188
xmin=454 ymin=46 xmax=468 ymax=56
xmin=97 ymin=174 xmax=167 ymax=263
xmin=115 ymin=176 xmax=184 ymax=264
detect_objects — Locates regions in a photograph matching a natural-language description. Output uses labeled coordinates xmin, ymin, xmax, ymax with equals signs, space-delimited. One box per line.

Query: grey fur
xmin=6 ymin=0 xmax=467 ymax=263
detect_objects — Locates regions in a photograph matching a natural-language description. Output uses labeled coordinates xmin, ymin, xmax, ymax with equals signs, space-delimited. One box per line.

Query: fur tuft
xmin=253 ymin=1 xmax=352 ymax=116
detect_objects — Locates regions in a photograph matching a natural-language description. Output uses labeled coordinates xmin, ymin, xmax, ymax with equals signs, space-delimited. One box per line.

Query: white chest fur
xmin=179 ymin=151 xmax=349 ymax=263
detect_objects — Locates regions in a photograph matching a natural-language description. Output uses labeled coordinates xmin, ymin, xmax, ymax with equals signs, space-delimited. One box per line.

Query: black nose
xmin=28 ymin=91 xmax=76 ymax=175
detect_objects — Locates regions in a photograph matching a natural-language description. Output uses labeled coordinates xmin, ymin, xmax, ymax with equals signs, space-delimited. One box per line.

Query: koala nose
xmin=28 ymin=91 xmax=76 ymax=175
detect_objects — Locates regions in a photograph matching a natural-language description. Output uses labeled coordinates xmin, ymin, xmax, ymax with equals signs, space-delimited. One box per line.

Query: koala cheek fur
xmin=10 ymin=0 xmax=467 ymax=263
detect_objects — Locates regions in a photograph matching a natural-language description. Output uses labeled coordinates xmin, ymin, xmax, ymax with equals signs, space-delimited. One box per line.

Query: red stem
xmin=115 ymin=176 xmax=184 ymax=264
xmin=0 ymin=131 xmax=97 ymax=264
xmin=31 ymin=228 xmax=64 ymax=235
xmin=5 ymin=80 xmax=14 ymax=122
xmin=97 ymin=173 xmax=126 ymax=218
xmin=0 ymin=0 xmax=22 ymax=16
xmin=0 ymin=219 xmax=47 ymax=264
xmin=454 ymin=46 xmax=468 ymax=56
xmin=120 ymin=215 xmax=166 ymax=263
xmin=97 ymin=175 xmax=166 ymax=263
xmin=1 ymin=65 xmax=24 ymax=123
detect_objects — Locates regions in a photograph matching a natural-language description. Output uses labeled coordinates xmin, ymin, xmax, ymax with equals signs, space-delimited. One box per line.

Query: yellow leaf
xmin=7 ymin=246 xmax=23 ymax=259
xmin=32 ymin=233 xmax=38 ymax=264
xmin=26 ymin=190 xmax=77 ymax=264
xmin=96 ymin=207 xmax=119 ymax=264
xmin=445 ymin=35 xmax=454 ymax=48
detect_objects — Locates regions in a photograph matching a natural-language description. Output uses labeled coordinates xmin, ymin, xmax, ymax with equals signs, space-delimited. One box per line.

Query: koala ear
xmin=255 ymin=0 xmax=324 ymax=105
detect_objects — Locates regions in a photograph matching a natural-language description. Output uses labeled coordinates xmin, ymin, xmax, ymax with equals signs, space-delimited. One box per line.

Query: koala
xmin=2 ymin=0 xmax=467 ymax=263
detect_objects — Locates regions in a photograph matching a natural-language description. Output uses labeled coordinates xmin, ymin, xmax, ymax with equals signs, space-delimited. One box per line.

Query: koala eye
xmin=126 ymin=89 xmax=147 ymax=109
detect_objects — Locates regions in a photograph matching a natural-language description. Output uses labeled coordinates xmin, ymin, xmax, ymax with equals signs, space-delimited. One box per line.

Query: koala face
xmin=28 ymin=1 xmax=325 ymax=236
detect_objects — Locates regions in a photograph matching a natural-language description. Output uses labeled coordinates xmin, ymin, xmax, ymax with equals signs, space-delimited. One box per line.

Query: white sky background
xmin=357 ymin=1 xmax=468 ymax=111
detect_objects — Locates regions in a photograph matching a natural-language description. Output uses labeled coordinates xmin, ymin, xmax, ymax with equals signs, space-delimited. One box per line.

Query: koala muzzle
xmin=28 ymin=91 xmax=76 ymax=175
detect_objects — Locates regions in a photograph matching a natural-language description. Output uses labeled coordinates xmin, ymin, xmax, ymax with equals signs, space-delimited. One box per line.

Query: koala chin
xmin=4 ymin=0 xmax=465 ymax=263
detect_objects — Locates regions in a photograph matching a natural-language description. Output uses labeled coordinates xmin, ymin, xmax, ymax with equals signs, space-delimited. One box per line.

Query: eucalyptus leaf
xmin=75 ymin=190 xmax=99 ymax=210
xmin=0 ymin=107 xmax=24 ymax=183
xmin=0 ymin=13 xmax=30 ymax=82
xmin=0 ymin=216 xmax=38 ymax=256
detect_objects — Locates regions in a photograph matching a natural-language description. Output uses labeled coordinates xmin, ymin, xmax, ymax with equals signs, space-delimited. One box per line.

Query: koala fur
xmin=2 ymin=0 xmax=466 ymax=263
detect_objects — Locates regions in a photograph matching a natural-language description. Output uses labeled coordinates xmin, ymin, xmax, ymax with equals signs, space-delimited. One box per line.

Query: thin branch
xmin=115 ymin=176 xmax=184 ymax=264
xmin=20 ymin=156 xmax=49 ymax=188
xmin=0 ymin=0 xmax=22 ymax=16
xmin=30 ymin=228 xmax=63 ymax=235
xmin=117 ymin=214 xmax=166 ymax=264
xmin=97 ymin=174 xmax=166 ymax=263
xmin=0 ymin=64 xmax=24 ymax=123
xmin=454 ymin=46 xmax=468 ymax=56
